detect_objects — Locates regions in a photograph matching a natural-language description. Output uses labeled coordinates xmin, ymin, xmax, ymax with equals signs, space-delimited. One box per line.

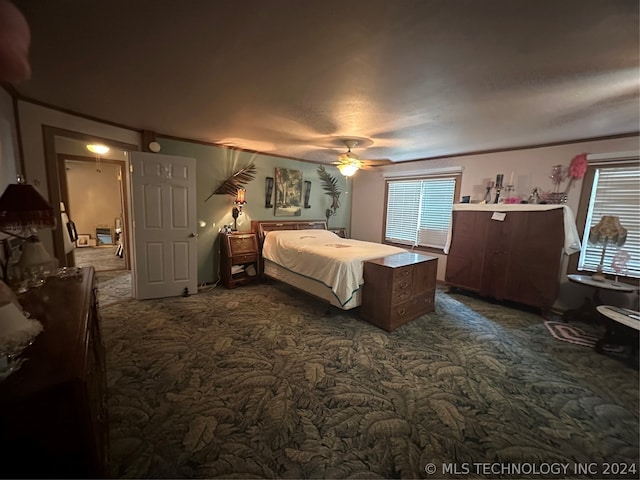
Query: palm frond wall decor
xmin=317 ymin=165 xmax=341 ymax=225
xmin=205 ymin=163 xmax=257 ymax=202
xmin=317 ymin=165 xmax=341 ymax=209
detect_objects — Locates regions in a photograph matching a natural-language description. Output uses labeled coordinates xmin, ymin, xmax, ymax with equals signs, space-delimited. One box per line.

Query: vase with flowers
xmin=544 ymin=153 xmax=587 ymax=204
xmin=563 ymin=153 xmax=587 ymax=198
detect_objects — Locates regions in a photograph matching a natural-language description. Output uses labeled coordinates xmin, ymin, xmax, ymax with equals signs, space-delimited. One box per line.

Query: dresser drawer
xmin=390 ymin=293 xmax=435 ymax=329
xmin=232 ymin=253 xmax=257 ymax=264
xmin=228 ymin=235 xmax=258 ymax=255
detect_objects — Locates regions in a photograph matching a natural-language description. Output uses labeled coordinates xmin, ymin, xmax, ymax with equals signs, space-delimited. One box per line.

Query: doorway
xmin=58 ymin=154 xmax=130 ymax=272
xmin=42 ymin=126 xmax=137 ymax=267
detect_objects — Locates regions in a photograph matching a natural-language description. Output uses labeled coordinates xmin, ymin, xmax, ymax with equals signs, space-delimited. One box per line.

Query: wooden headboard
xmin=251 ymin=220 xmax=327 ymax=246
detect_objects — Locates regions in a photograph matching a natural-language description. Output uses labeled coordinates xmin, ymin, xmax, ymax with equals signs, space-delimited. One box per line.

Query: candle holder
xmin=484 ymin=181 xmax=494 ymax=203
xmin=504 ymin=184 xmax=514 ymax=198
xmin=493 ymin=185 xmax=503 ymax=203
xmin=483 ymin=186 xmax=491 ymax=203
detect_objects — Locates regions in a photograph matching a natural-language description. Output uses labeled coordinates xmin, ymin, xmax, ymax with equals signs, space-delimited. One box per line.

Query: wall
xmin=0 ymin=88 xmax=19 ymax=271
xmin=15 ymin=100 xmax=352 ymax=285
xmin=153 ymin=138 xmax=352 ymax=285
xmin=351 ymin=136 xmax=640 ymax=309
xmin=17 ymin=100 xmax=140 ymax=255
xmin=65 ymin=160 xmax=122 ymax=241
xmin=0 ymin=89 xmax=18 ymax=192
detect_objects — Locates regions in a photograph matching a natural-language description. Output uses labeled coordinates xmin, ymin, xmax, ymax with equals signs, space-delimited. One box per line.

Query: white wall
xmin=66 ymin=161 xmax=123 ymax=240
xmin=351 ymin=136 xmax=640 ymax=309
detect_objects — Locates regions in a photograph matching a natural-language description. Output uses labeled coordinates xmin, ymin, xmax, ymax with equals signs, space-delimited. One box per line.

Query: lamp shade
xmin=18 ymin=236 xmax=53 ymax=268
xmin=235 ymin=188 xmax=246 ymax=204
xmin=0 ymin=183 xmax=55 ymax=231
xmin=588 ymin=215 xmax=627 ymax=246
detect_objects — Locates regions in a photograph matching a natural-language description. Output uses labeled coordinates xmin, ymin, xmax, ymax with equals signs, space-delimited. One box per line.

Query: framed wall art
xmin=76 ymin=234 xmax=91 ymax=247
xmin=274 ymin=168 xmax=303 ymax=216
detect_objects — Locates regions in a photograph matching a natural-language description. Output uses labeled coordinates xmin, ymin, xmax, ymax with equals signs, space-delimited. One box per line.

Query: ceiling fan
xmin=333 ymin=139 xmax=390 ymax=177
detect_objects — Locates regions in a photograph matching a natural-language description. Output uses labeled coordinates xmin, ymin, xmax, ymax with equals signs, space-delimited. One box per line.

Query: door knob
xmin=189 ymin=233 xmax=198 ymax=238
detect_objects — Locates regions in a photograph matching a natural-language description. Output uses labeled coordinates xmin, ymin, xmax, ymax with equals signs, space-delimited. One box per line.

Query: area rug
xmin=544 ymin=320 xmax=600 ymax=348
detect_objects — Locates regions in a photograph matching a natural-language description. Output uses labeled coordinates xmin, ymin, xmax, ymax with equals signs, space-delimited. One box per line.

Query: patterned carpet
xmin=96 ymin=272 xmax=639 ymax=479
xmin=74 ymin=245 xmax=126 ymax=271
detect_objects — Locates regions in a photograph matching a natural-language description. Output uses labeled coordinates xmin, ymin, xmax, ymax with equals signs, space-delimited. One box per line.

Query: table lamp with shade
xmin=0 ymin=177 xmax=57 ymax=291
xmin=588 ymin=215 xmax=627 ymax=282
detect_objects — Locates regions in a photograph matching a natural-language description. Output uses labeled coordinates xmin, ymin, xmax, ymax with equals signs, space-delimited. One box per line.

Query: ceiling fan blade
xmin=360 ymin=159 xmax=392 ymax=167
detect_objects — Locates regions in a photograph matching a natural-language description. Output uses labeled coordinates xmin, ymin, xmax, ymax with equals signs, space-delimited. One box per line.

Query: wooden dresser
xmin=220 ymin=232 xmax=260 ymax=288
xmin=445 ymin=205 xmax=566 ymax=312
xmin=361 ymin=252 xmax=438 ymax=331
xmin=0 ymin=267 xmax=109 ymax=478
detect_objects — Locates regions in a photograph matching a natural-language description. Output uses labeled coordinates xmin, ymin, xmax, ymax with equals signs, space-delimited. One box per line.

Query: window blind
xmin=385 ymin=177 xmax=456 ymax=248
xmin=578 ymin=164 xmax=640 ymax=278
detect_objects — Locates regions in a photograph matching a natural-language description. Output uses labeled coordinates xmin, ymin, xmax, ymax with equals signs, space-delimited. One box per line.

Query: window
xmin=572 ymin=158 xmax=640 ymax=280
xmin=384 ymin=174 xmax=459 ymax=250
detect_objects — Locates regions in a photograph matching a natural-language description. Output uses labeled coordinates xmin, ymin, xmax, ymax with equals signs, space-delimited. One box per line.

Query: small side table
xmin=328 ymin=227 xmax=347 ymax=238
xmin=595 ymin=305 xmax=640 ymax=365
xmin=220 ymin=232 xmax=260 ymax=289
xmin=564 ymin=274 xmax=634 ymax=323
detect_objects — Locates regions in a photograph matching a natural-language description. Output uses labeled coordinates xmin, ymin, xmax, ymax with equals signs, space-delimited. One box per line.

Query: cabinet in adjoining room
xmin=445 ymin=205 xmax=576 ymax=312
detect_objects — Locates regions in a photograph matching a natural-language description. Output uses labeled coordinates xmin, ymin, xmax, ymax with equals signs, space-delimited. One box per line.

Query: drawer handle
xmin=397 ymin=307 xmax=406 ymax=315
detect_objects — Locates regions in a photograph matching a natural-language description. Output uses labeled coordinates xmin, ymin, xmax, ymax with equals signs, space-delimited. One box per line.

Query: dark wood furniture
xmin=595 ymin=305 xmax=639 ymax=366
xmin=445 ymin=206 xmax=565 ymax=312
xmin=251 ymin=220 xmax=328 ymax=244
xmin=361 ymin=252 xmax=438 ymax=331
xmin=220 ymin=232 xmax=260 ymax=288
xmin=0 ymin=267 xmax=109 ymax=478
xmin=329 ymin=227 xmax=347 ymax=238
xmin=564 ymin=274 xmax=634 ymax=322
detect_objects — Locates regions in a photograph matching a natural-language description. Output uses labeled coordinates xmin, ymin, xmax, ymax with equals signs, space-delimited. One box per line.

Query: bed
xmin=251 ymin=220 xmax=407 ymax=310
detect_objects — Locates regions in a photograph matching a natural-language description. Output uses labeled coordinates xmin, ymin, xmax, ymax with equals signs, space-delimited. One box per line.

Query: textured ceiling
xmin=11 ymin=0 xmax=640 ymax=164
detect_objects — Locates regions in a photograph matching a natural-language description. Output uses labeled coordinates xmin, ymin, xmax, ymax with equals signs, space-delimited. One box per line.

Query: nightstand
xmin=329 ymin=227 xmax=347 ymax=238
xmin=220 ymin=232 xmax=260 ymax=289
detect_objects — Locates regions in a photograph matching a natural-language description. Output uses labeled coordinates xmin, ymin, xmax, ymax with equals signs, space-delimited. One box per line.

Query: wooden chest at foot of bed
xmin=361 ymin=252 xmax=437 ymax=332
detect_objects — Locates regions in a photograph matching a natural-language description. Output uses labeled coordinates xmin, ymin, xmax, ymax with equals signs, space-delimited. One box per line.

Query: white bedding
xmin=262 ymin=229 xmax=407 ymax=307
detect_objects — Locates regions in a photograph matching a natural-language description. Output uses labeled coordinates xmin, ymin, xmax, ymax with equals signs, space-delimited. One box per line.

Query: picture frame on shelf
xmin=76 ymin=234 xmax=91 ymax=247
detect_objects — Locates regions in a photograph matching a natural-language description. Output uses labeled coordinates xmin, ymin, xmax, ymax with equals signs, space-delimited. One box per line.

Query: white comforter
xmin=262 ymin=229 xmax=407 ymax=306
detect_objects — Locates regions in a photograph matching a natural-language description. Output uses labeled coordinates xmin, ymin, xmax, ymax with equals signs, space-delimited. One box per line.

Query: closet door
xmin=445 ymin=211 xmax=490 ymax=291
xmin=479 ymin=211 xmax=525 ymax=300
xmin=503 ymin=209 xmax=564 ymax=309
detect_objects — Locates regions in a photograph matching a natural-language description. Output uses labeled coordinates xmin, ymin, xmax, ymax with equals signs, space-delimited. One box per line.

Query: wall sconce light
xmin=232 ymin=188 xmax=246 ymax=231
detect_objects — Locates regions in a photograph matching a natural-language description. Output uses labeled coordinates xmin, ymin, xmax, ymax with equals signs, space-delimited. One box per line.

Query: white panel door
xmin=130 ymin=151 xmax=197 ymax=299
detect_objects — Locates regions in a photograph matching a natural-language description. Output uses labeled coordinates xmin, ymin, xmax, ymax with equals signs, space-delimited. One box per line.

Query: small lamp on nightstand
xmin=588 ymin=215 xmax=627 ymax=282
xmin=231 ymin=188 xmax=246 ymax=231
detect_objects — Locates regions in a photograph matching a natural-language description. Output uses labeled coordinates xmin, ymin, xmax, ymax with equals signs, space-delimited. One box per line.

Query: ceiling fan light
xmin=338 ymin=151 xmax=358 ymax=162
xmin=338 ymin=162 xmax=359 ymax=177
